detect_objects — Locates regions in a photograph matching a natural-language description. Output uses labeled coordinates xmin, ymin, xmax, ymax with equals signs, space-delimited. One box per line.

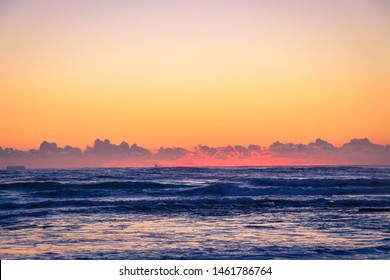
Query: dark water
xmin=0 ymin=166 xmax=389 ymax=259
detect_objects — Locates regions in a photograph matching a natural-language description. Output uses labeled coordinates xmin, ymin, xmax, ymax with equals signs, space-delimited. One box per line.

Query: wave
xmin=0 ymin=181 xmax=179 ymax=190
xmin=249 ymin=178 xmax=390 ymax=187
xmin=1 ymin=179 xmax=390 ymax=198
xmin=183 ymin=183 xmax=390 ymax=196
xmin=2 ymin=177 xmax=390 ymax=188
xmin=1 ymin=196 xmax=389 ymax=216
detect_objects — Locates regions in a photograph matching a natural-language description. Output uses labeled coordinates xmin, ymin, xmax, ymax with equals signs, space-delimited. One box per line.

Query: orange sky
xmin=1 ymin=0 xmax=389 ymax=150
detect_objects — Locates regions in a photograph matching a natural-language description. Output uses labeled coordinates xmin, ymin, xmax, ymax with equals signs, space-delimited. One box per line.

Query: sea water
xmin=0 ymin=166 xmax=389 ymax=259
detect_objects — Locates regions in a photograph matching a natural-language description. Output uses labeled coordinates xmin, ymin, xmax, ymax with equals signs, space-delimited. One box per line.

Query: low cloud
xmin=154 ymin=147 xmax=189 ymax=161
xmin=1 ymin=138 xmax=389 ymax=168
xmin=85 ymin=139 xmax=152 ymax=159
xmin=270 ymin=138 xmax=336 ymax=155
xmin=268 ymin=138 xmax=390 ymax=165
xmin=30 ymin=141 xmax=83 ymax=157
xmin=194 ymin=144 xmax=263 ymax=160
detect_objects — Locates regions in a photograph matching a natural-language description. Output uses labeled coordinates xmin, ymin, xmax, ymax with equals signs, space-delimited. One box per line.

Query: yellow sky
xmin=1 ymin=0 xmax=389 ymax=150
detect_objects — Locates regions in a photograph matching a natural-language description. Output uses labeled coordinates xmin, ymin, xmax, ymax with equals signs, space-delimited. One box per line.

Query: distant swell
xmin=1 ymin=197 xmax=390 ymax=220
xmin=183 ymin=183 xmax=390 ymax=196
xmin=1 ymin=179 xmax=390 ymax=198
xmin=0 ymin=181 xmax=177 ymax=190
xmin=249 ymin=178 xmax=390 ymax=187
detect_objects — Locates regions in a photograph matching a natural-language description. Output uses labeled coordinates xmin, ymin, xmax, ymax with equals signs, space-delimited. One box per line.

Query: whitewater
xmin=0 ymin=166 xmax=389 ymax=259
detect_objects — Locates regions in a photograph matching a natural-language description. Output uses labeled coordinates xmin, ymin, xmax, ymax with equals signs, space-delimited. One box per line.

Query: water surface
xmin=0 ymin=166 xmax=389 ymax=259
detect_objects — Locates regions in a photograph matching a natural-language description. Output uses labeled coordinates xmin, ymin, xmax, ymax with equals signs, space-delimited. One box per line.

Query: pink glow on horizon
xmin=1 ymin=138 xmax=389 ymax=168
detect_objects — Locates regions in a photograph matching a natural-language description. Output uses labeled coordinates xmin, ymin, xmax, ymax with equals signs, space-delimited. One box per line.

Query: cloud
xmin=341 ymin=138 xmax=388 ymax=152
xmin=195 ymin=145 xmax=218 ymax=156
xmin=1 ymin=138 xmax=390 ymax=168
xmin=269 ymin=141 xmax=306 ymax=154
xmin=128 ymin=144 xmax=153 ymax=158
xmin=62 ymin=145 xmax=83 ymax=157
xmin=28 ymin=141 xmax=83 ymax=158
xmin=308 ymin=138 xmax=336 ymax=152
xmin=194 ymin=144 xmax=263 ymax=160
xmin=268 ymin=138 xmax=390 ymax=165
xmin=248 ymin=145 xmax=262 ymax=153
xmin=337 ymin=138 xmax=390 ymax=165
xmin=154 ymin=147 xmax=189 ymax=161
xmin=0 ymin=147 xmax=25 ymax=159
xmin=85 ymin=139 xmax=152 ymax=159
xmin=270 ymin=138 xmax=336 ymax=155
xmin=85 ymin=139 xmax=116 ymax=156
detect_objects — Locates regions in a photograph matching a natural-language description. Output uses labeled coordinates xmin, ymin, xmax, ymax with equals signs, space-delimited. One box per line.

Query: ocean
xmin=0 ymin=166 xmax=389 ymax=259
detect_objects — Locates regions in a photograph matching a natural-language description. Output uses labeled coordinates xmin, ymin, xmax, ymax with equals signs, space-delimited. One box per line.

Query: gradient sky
xmin=1 ymin=0 xmax=389 ymax=150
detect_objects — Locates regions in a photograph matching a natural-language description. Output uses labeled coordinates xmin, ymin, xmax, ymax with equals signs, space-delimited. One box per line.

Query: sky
xmin=1 ymin=0 xmax=389 ymax=154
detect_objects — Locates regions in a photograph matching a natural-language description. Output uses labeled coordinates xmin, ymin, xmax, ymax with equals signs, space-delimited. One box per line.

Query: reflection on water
xmin=0 ymin=167 xmax=389 ymax=259
xmin=1 ymin=210 xmax=389 ymax=259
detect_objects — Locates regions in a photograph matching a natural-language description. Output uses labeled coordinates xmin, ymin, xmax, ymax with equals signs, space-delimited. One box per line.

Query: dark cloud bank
xmin=1 ymin=138 xmax=390 ymax=168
